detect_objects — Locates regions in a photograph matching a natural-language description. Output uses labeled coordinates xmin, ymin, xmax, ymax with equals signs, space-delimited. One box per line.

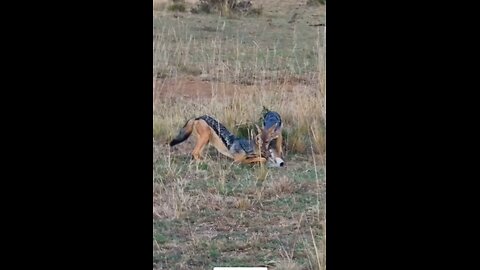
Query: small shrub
xmin=307 ymin=0 xmax=326 ymax=5
xmin=191 ymin=2 xmax=212 ymax=14
xmin=156 ymin=69 xmax=170 ymax=79
xmin=246 ymin=7 xmax=263 ymax=17
xmin=192 ymin=0 xmax=228 ymax=14
xmin=167 ymin=3 xmax=186 ymax=12
xmin=191 ymin=0 xmax=258 ymax=16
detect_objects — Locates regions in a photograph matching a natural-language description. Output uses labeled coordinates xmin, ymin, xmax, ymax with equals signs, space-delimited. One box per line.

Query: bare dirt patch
xmin=154 ymin=75 xmax=313 ymax=102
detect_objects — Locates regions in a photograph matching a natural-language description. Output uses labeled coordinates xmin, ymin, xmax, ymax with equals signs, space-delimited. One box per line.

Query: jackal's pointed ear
xmin=255 ymin=133 xmax=262 ymax=142
xmin=255 ymin=133 xmax=263 ymax=147
xmin=268 ymin=125 xmax=281 ymax=140
xmin=267 ymin=124 xmax=277 ymax=135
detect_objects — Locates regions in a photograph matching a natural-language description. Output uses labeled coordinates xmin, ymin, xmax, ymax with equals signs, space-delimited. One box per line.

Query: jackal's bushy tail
xmin=169 ymin=119 xmax=195 ymax=147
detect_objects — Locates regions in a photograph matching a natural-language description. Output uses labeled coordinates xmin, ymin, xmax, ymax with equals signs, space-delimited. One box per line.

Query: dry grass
xmin=154 ymin=1 xmax=326 ymax=269
xmin=153 ymin=12 xmax=325 ymax=154
xmin=153 ymin=155 xmax=326 ymax=269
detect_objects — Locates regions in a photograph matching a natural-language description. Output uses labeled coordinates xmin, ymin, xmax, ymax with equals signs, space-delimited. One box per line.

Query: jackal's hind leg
xmin=191 ymin=134 xmax=209 ymax=161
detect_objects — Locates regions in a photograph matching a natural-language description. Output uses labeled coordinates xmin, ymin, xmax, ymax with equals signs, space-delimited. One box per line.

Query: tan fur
xmin=172 ymin=118 xmax=266 ymax=165
xmin=256 ymin=124 xmax=284 ymax=159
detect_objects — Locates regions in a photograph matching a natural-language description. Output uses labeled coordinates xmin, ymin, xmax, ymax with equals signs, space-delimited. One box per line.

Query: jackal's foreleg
xmin=232 ymin=154 xmax=248 ymax=164
xmin=243 ymin=156 xmax=267 ymax=164
xmin=275 ymin=134 xmax=284 ymax=158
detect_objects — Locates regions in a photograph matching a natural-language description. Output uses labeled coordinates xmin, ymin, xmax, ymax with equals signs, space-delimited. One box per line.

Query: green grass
xmin=153 ymin=13 xmax=323 ymax=77
xmin=153 ymin=149 xmax=325 ymax=269
xmin=168 ymin=3 xmax=187 ymax=13
xmin=154 ymin=1 xmax=326 ymax=269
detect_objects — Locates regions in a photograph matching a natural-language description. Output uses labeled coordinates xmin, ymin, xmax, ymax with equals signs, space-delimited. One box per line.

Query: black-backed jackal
xmin=255 ymin=110 xmax=285 ymax=167
xmin=169 ymin=115 xmax=283 ymax=166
